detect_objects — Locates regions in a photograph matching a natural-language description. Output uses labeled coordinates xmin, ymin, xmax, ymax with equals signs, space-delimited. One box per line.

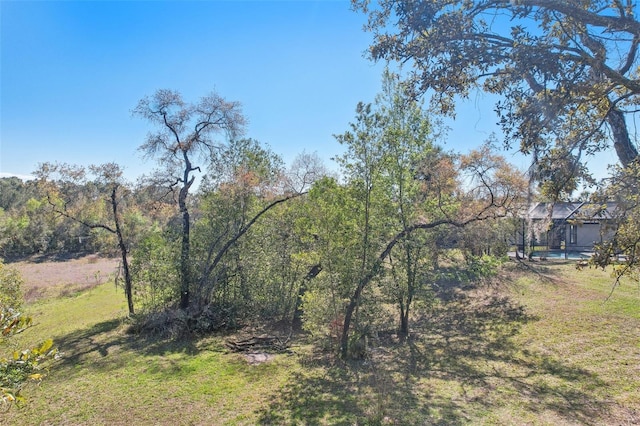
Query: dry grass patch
xmin=8 ymin=254 xmax=120 ymax=302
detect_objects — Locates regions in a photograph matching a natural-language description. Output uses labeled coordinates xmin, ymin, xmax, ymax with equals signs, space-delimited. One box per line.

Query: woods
xmin=0 ymin=79 xmax=527 ymax=359
xmin=1 ymin=66 xmax=636 ymax=360
xmin=1 ymin=1 xmax=639 ymax=421
xmin=2 ymin=2 xmax=637 ymax=347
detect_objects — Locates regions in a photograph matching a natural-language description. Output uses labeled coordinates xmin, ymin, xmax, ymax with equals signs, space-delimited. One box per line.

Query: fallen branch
xmin=225 ymin=334 xmax=290 ymax=353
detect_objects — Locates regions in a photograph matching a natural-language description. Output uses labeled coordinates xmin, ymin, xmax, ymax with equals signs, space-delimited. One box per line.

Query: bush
xmin=0 ymin=261 xmax=23 ymax=310
xmin=0 ymin=262 xmax=57 ymax=407
xmin=130 ymin=230 xmax=180 ymax=313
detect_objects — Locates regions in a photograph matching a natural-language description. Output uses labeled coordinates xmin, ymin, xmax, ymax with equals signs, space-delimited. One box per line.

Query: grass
xmin=3 ymin=260 xmax=639 ymax=425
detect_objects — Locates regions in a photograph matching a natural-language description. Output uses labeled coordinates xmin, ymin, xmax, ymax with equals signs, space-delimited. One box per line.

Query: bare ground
xmin=8 ymin=254 xmax=121 ymax=301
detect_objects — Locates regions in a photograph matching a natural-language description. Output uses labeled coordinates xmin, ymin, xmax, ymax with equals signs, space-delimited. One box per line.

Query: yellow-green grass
xmin=5 ymin=283 xmax=296 ymax=425
xmin=3 ymin=261 xmax=639 ymax=425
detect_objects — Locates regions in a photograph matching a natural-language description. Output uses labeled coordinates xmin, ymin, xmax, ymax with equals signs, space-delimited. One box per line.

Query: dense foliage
xmin=0 ymin=80 xmax=528 ymax=357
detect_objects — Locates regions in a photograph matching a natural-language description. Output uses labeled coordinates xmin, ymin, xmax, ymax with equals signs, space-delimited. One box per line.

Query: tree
xmin=337 ymin=143 xmax=523 ymax=358
xmin=333 ymin=100 xmax=390 ymax=356
xmin=327 ymin=72 xmax=523 ymax=356
xmin=195 ymin=138 xmax=290 ymax=307
xmin=591 ymin=161 xmax=640 ymax=285
xmin=372 ymin=69 xmax=444 ymax=337
xmin=353 ymin=0 xmax=640 ymax=172
xmin=286 ymin=151 xmax=328 ymax=194
xmin=35 ymin=162 xmax=138 ymax=315
xmin=134 ymin=89 xmax=246 ymax=310
xmin=302 ymin=177 xmax=380 ymax=353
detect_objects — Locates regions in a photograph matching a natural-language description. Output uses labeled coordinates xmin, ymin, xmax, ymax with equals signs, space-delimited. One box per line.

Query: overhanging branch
xmin=201 ymin=191 xmax=308 ymax=293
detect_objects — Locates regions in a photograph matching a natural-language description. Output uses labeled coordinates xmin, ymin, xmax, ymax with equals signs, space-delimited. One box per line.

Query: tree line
xmin=0 ymin=72 xmax=529 ymax=358
xmin=2 ymin=1 xmax=638 ymax=408
xmin=3 ymin=0 xmax=640 ymax=358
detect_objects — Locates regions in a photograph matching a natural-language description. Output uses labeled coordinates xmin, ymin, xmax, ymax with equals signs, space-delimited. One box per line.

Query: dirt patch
xmin=8 ymin=255 xmax=120 ymax=302
xmin=243 ymin=352 xmax=276 ymax=365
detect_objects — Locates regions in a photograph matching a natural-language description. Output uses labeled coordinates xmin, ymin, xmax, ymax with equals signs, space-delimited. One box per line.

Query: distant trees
xmin=0 ymin=177 xmax=38 ymax=213
xmin=0 ymin=178 xmax=58 ymax=256
xmin=352 ymin=0 xmax=640 ymax=174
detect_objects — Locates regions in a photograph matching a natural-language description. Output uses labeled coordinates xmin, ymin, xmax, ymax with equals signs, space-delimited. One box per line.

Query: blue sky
xmin=2 ymin=0 xmax=612 ymax=182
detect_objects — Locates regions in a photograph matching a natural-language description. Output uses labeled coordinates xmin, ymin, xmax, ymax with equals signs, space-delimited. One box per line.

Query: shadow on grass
xmin=257 ymin=286 xmax=611 ymax=425
xmin=51 ymin=317 xmax=203 ymax=378
xmin=258 ymin=365 xmax=368 ymax=426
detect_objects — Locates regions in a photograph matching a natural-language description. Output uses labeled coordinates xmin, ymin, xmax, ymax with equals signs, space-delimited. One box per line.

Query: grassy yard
xmin=3 ymin=260 xmax=639 ymax=425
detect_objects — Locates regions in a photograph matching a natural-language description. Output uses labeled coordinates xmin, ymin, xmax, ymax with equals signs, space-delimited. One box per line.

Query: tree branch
xmin=47 ymin=194 xmax=117 ymax=234
xmin=201 ymin=191 xmax=307 ymax=296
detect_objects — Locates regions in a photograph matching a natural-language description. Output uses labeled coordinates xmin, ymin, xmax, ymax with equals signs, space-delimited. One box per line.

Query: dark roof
xmin=528 ymin=202 xmax=582 ymax=220
xmin=528 ymin=202 xmax=618 ymax=220
xmin=569 ymin=202 xmax=618 ymax=220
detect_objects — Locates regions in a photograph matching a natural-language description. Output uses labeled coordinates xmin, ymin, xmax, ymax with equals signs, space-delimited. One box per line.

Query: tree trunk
xmin=179 ymin=185 xmax=191 ymax=310
xmin=607 ymin=107 xmax=638 ymax=168
xmin=340 ymin=290 xmax=361 ymax=359
xmin=400 ymin=308 xmax=409 ymax=337
xmin=111 ymin=187 xmax=134 ymax=316
xmin=399 ymin=245 xmax=414 ymax=337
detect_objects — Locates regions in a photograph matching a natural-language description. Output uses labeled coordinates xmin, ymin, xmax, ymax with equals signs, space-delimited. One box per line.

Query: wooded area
xmin=0 ymin=72 xmax=531 ymax=359
xmin=2 ymin=0 xmax=640 ymax=416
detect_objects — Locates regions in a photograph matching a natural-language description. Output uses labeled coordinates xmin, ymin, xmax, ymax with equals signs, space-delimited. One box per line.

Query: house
xmin=517 ymin=202 xmax=617 ymax=257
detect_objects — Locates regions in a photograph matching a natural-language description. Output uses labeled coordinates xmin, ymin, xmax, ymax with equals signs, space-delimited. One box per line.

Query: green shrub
xmin=0 ymin=262 xmax=57 ymax=407
xmin=0 ymin=260 xmax=23 ymax=310
xmin=130 ymin=230 xmax=180 ymax=313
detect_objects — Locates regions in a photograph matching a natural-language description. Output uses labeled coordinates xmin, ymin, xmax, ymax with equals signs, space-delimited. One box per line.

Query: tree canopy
xmin=352 ymin=0 xmax=640 ymax=174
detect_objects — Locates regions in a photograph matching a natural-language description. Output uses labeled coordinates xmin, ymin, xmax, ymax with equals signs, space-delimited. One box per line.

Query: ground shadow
xmin=257 ymin=284 xmax=612 ymax=425
xmin=50 ymin=317 xmax=204 ymax=379
xmin=258 ymin=364 xmax=369 ymax=426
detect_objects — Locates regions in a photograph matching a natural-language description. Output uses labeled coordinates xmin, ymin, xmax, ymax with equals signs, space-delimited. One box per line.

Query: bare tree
xmin=133 ymin=89 xmax=246 ymax=310
xmin=286 ymin=151 xmax=329 ymax=193
xmin=36 ymin=162 xmax=136 ymax=315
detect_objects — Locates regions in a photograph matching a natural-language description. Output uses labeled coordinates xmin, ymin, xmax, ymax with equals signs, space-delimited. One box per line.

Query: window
xmin=569 ymin=224 xmax=577 ymax=245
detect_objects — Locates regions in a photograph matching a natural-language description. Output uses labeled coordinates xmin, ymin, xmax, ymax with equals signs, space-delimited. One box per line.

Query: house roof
xmin=528 ymin=202 xmax=582 ymax=220
xmin=528 ymin=202 xmax=618 ymax=220
xmin=569 ymin=202 xmax=618 ymax=220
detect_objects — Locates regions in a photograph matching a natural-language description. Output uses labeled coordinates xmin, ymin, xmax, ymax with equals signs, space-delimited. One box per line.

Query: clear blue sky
xmin=2 ymin=0 xmax=611 ymax=182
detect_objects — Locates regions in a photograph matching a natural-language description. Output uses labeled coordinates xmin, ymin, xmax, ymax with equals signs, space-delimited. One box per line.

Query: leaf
xmin=38 ymin=339 xmax=54 ymax=354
